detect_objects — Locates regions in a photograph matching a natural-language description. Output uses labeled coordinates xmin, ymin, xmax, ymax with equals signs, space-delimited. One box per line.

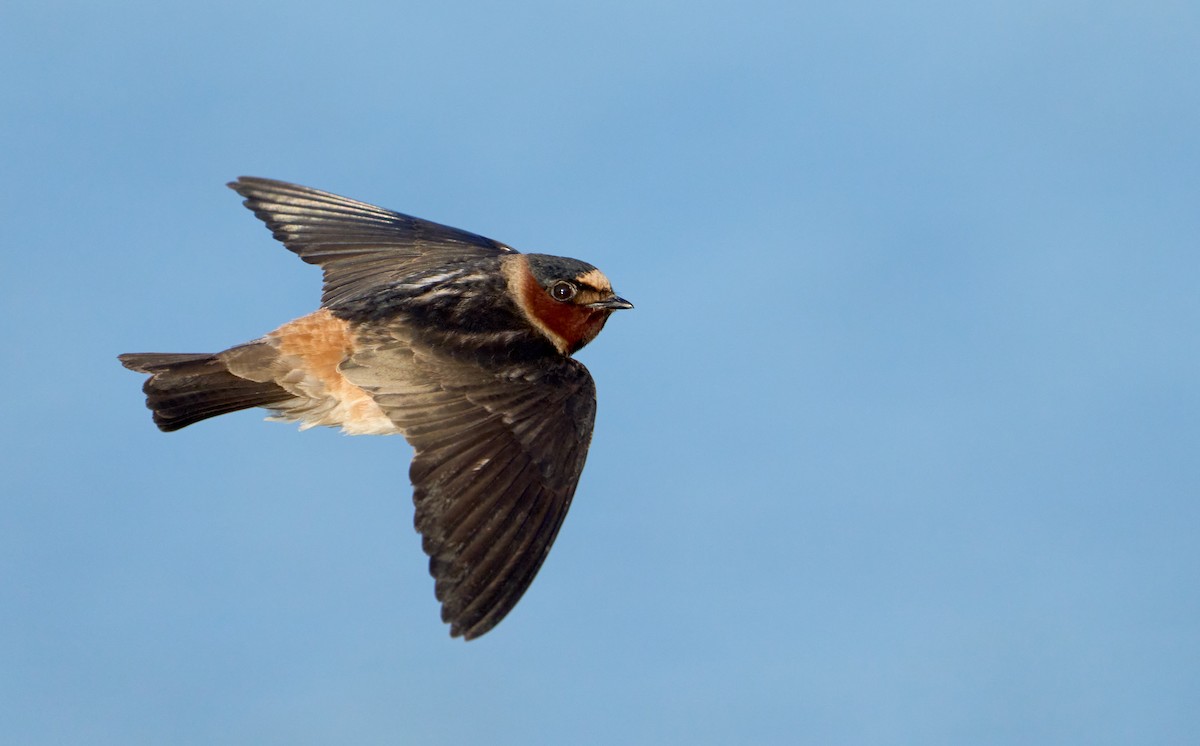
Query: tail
xmin=119 ymin=351 xmax=292 ymax=432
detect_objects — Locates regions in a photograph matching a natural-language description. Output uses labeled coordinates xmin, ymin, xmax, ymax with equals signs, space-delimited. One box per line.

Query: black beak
xmin=589 ymin=295 xmax=634 ymax=310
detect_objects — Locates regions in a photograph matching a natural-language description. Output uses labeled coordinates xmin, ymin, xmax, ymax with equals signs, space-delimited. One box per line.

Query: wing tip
xmin=227 ymin=175 xmax=304 ymax=200
xmin=227 ymin=175 xmax=264 ymax=192
xmin=447 ymin=617 xmax=495 ymax=641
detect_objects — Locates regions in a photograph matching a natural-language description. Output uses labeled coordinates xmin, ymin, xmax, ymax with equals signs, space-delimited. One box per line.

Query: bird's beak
xmin=589 ymin=295 xmax=634 ymax=311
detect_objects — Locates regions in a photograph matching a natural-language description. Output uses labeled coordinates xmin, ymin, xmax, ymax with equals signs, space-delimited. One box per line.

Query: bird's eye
xmin=550 ymin=281 xmax=577 ymax=302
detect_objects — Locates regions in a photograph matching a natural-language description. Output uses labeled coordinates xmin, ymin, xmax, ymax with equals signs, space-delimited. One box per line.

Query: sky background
xmin=3 ymin=1 xmax=1198 ymax=744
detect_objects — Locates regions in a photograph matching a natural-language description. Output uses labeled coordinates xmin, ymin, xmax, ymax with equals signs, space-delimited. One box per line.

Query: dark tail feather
xmin=118 ymin=351 xmax=291 ymax=432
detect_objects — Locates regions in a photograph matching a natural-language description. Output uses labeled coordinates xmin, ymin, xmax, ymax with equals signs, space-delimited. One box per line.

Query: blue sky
xmin=3 ymin=1 xmax=1198 ymax=743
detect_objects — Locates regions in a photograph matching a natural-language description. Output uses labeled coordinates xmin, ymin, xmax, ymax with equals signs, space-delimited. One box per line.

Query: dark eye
xmin=550 ymin=281 xmax=577 ymax=302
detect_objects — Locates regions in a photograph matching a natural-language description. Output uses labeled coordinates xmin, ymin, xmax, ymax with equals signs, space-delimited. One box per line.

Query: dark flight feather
xmin=341 ymin=330 xmax=596 ymax=639
xmin=228 ymin=177 xmax=516 ymax=308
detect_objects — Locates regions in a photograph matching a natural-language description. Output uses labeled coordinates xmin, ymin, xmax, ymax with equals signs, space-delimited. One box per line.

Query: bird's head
xmin=504 ymin=253 xmax=632 ymax=355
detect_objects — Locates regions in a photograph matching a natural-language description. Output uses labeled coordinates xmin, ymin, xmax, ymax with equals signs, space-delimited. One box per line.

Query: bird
xmin=119 ymin=177 xmax=632 ymax=640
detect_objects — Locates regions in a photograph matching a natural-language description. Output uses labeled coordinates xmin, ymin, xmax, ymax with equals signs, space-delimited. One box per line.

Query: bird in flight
xmin=120 ymin=177 xmax=632 ymax=639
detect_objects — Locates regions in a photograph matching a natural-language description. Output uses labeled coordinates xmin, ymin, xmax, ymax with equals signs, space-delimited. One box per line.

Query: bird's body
xmin=120 ymin=178 xmax=631 ymax=639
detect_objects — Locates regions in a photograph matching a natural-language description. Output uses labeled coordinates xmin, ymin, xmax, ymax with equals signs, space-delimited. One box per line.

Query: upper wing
xmin=228 ymin=177 xmax=516 ymax=307
xmin=341 ymin=330 xmax=597 ymax=639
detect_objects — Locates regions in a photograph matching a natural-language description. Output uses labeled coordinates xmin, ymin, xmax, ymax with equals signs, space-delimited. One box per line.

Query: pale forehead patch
xmin=575 ymin=268 xmax=612 ymax=293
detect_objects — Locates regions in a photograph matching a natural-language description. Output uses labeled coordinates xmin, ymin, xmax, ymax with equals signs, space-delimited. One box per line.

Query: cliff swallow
xmin=119 ymin=178 xmax=632 ymax=639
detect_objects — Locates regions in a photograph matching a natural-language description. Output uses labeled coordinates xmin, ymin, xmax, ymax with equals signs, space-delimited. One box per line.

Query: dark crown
xmin=525 ymin=254 xmax=601 ymax=288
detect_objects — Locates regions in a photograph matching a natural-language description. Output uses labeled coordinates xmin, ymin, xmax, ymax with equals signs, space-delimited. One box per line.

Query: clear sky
xmin=3 ymin=1 xmax=1197 ymax=744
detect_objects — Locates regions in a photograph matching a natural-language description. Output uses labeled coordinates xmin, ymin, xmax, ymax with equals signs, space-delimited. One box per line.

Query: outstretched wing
xmin=341 ymin=329 xmax=597 ymax=639
xmin=228 ymin=177 xmax=516 ymax=307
